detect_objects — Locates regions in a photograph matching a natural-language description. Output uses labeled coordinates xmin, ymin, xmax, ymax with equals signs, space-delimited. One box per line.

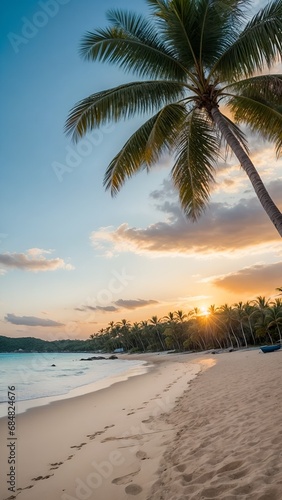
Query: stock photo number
xmin=6 ymin=386 xmax=17 ymax=493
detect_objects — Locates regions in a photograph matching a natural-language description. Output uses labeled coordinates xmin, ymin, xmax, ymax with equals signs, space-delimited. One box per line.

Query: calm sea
xmin=0 ymin=352 xmax=147 ymax=418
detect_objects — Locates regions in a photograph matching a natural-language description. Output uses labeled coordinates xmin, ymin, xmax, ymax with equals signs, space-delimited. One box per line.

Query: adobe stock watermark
xmin=52 ymin=124 xmax=115 ymax=183
xmin=8 ymin=0 xmax=71 ymax=55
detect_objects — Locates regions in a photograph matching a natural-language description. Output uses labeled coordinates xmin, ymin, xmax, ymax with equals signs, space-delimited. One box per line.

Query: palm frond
xmin=198 ymin=0 xmax=251 ymax=69
xmin=225 ymin=75 xmax=282 ymax=106
xmin=212 ymin=0 xmax=282 ymax=80
xmin=80 ymin=11 xmax=186 ymax=80
xmin=65 ymin=81 xmax=185 ymax=142
xmin=229 ymin=95 xmax=282 ymax=157
xmin=171 ymin=109 xmax=219 ymax=220
xmin=144 ymin=103 xmax=187 ymax=164
xmin=147 ymin=0 xmax=250 ymax=72
xmin=146 ymin=0 xmax=201 ymax=71
xmin=104 ymin=104 xmax=187 ymax=194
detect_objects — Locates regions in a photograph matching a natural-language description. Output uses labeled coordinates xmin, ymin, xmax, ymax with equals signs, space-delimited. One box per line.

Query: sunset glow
xmin=200 ymin=307 xmax=210 ymax=317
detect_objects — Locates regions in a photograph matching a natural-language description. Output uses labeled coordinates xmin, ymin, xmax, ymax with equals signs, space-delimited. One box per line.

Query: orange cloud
xmin=91 ymin=180 xmax=282 ymax=256
xmin=212 ymin=262 xmax=282 ymax=294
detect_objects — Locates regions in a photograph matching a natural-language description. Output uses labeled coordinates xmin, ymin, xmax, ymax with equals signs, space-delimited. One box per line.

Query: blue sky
xmin=1 ymin=0 xmax=281 ymax=340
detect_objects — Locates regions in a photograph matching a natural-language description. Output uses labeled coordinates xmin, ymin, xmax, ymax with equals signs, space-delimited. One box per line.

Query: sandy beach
xmin=0 ymin=349 xmax=281 ymax=500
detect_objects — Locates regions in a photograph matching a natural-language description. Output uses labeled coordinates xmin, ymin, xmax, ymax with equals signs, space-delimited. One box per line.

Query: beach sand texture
xmin=149 ymin=350 xmax=282 ymax=500
xmin=0 ymin=349 xmax=281 ymax=500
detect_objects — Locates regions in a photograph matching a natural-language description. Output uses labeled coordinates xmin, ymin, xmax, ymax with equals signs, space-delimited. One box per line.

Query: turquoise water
xmin=0 ymin=352 xmax=147 ymax=417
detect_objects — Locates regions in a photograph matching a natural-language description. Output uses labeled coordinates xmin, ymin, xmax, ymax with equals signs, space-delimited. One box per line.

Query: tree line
xmin=89 ymin=292 xmax=282 ymax=353
xmin=0 ymin=336 xmax=94 ymax=353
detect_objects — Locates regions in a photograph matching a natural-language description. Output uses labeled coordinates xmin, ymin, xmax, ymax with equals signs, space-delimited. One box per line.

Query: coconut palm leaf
xmin=104 ymin=103 xmax=187 ymax=194
xmin=229 ymin=95 xmax=282 ymax=157
xmin=213 ymin=0 xmax=282 ymax=80
xmin=80 ymin=13 xmax=186 ymax=80
xmin=65 ymin=80 xmax=185 ymax=141
xmin=197 ymin=0 xmax=252 ymax=68
xmin=144 ymin=103 xmax=187 ymax=164
xmin=225 ymin=75 xmax=282 ymax=105
xmin=171 ymin=109 xmax=219 ymax=219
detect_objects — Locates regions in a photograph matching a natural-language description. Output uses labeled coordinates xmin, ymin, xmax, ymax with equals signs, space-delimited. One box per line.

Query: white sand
xmin=0 ymin=349 xmax=281 ymax=500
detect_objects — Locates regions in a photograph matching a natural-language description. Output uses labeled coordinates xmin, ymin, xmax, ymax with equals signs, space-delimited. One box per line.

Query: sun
xmin=200 ymin=306 xmax=210 ymax=317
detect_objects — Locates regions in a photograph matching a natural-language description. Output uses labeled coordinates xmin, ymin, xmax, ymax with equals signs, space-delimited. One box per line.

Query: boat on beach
xmin=260 ymin=345 xmax=281 ymax=353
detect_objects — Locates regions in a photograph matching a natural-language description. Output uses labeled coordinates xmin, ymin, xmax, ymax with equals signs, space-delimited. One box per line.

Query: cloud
xmin=5 ymin=313 xmax=64 ymax=327
xmin=211 ymin=261 xmax=282 ymax=294
xmin=91 ymin=179 xmax=282 ymax=256
xmin=0 ymin=248 xmax=74 ymax=272
xmin=87 ymin=305 xmax=119 ymax=312
xmin=114 ymin=299 xmax=159 ymax=310
xmin=75 ymin=299 xmax=159 ymax=313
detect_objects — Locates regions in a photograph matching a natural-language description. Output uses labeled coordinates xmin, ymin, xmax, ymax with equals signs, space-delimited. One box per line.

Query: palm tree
xmin=239 ymin=301 xmax=256 ymax=345
xmin=265 ymin=305 xmax=282 ymax=343
xmin=66 ymin=0 xmax=282 ymax=235
xmin=175 ymin=310 xmax=187 ymax=322
xmin=149 ymin=315 xmax=166 ymax=350
xmin=215 ymin=303 xmax=238 ymax=348
xmin=233 ymin=301 xmax=249 ymax=347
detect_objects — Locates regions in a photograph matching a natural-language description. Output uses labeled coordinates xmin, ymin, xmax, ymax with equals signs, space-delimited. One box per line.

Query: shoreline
xmin=0 ymin=351 xmax=207 ymax=500
xmin=0 ymin=358 xmax=150 ymax=420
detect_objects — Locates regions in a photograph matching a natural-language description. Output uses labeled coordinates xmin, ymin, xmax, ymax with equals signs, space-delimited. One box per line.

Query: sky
xmin=0 ymin=0 xmax=281 ymax=341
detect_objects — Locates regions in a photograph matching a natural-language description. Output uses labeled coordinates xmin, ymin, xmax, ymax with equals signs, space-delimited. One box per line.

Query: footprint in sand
xmin=112 ymin=469 xmax=140 ymax=485
xmin=125 ymin=484 xmax=143 ymax=495
xmin=17 ymin=485 xmax=34 ymax=491
xmin=49 ymin=461 xmax=63 ymax=470
xmin=70 ymin=442 xmax=87 ymax=450
xmin=87 ymin=430 xmax=105 ymax=440
xmin=136 ymin=450 xmax=148 ymax=460
xmin=142 ymin=416 xmax=153 ymax=424
xmin=32 ymin=474 xmax=54 ymax=481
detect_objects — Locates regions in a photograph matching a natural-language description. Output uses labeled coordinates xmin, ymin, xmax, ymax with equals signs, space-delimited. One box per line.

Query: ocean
xmin=0 ymin=352 xmax=147 ymax=418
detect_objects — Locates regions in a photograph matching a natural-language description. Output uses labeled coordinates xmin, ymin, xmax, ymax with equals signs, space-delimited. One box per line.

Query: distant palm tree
xmin=175 ymin=310 xmax=187 ymax=322
xmin=266 ymin=305 xmax=282 ymax=343
xmin=241 ymin=301 xmax=256 ymax=345
xmin=233 ymin=301 xmax=249 ymax=347
xmin=66 ymin=0 xmax=282 ymax=235
xmin=149 ymin=315 xmax=166 ymax=350
xmin=163 ymin=311 xmax=176 ymax=323
xmin=218 ymin=303 xmax=239 ymax=348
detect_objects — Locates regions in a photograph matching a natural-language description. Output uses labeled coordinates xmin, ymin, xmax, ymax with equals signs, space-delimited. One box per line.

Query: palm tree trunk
xmin=230 ymin=324 xmax=240 ymax=349
xmin=227 ymin=332 xmax=234 ymax=349
xmin=156 ymin=328 xmax=166 ymax=351
xmin=277 ymin=324 xmax=282 ymax=344
xmin=240 ymin=322 xmax=248 ymax=348
xmin=248 ymin=318 xmax=256 ymax=345
xmin=211 ymin=108 xmax=282 ymax=237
